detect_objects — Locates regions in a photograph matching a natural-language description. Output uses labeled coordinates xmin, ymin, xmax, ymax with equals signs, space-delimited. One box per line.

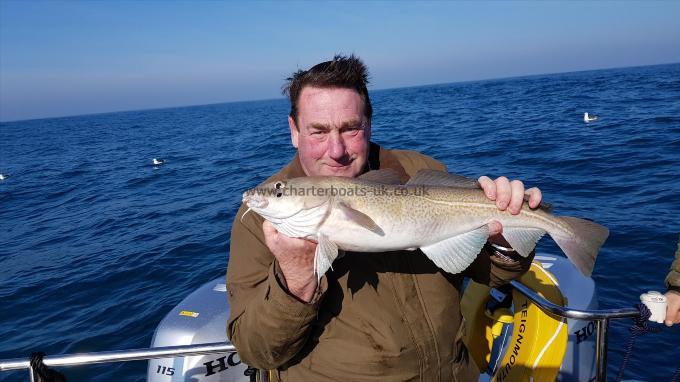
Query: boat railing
xmin=509 ymin=280 xmax=640 ymax=382
xmin=0 ymin=280 xmax=644 ymax=382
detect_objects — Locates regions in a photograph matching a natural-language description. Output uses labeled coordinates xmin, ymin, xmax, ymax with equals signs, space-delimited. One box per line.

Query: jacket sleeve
xmin=463 ymin=244 xmax=535 ymax=288
xmin=665 ymin=235 xmax=680 ymax=292
xmin=226 ymin=203 xmax=327 ymax=369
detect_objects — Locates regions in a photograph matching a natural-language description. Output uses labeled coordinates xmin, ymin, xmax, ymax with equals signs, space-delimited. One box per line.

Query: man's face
xmin=289 ymin=86 xmax=370 ymax=178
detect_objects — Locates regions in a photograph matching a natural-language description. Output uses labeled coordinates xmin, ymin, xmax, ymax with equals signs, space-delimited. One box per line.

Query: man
xmin=665 ymin=236 xmax=680 ymax=326
xmin=227 ymin=55 xmax=542 ymax=381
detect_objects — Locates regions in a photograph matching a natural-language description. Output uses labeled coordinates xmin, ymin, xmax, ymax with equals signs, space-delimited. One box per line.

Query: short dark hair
xmin=282 ymin=54 xmax=372 ymax=125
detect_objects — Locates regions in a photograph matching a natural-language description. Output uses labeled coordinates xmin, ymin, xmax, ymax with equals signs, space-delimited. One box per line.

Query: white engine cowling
xmin=147 ymin=280 xmax=255 ymax=382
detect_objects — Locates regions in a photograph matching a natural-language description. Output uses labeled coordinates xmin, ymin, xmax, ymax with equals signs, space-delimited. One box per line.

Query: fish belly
xmin=319 ymin=194 xmax=493 ymax=252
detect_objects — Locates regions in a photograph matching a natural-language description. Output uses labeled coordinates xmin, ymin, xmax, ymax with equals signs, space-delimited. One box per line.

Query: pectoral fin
xmin=314 ymin=233 xmax=339 ymax=282
xmin=501 ymin=227 xmax=546 ymax=257
xmin=420 ymin=225 xmax=490 ymax=274
xmin=337 ymin=202 xmax=385 ymax=236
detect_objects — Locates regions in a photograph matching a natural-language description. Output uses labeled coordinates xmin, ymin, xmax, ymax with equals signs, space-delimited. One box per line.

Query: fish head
xmin=242 ymin=178 xmax=332 ymax=236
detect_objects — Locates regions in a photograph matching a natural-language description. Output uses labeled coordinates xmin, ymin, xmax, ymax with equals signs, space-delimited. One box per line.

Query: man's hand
xmin=665 ymin=290 xmax=680 ymax=327
xmin=478 ymin=176 xmax=542 ymax=242
xmin=262 ymin=221 xmax=318 ymax=303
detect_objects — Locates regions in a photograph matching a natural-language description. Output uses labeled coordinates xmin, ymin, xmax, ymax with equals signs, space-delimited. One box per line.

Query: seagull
xmin=0 ymin=174 xmax=5 ymax=181
xmin=584 ymin=112 xmax=599 ymax=123
xmin=152 ymin=158 xmax=165 ymax=166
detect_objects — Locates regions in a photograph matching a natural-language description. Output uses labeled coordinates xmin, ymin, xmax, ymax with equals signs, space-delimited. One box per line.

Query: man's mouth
xmin=325 ymin=159 xmax=353 ymax=168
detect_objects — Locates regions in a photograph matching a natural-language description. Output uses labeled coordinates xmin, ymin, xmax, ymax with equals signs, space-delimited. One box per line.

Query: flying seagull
xmin=152 ymin=158 xmax=165 ymax=166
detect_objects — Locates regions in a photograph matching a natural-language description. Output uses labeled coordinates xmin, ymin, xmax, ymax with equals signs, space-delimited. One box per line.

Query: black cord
xmin=615 ymin=304 xmax=661 ymax=382
xmin=29 ymin=352 xmax=67 ymax=382
xmin=670 ymin=366 xmax=680 ymax=382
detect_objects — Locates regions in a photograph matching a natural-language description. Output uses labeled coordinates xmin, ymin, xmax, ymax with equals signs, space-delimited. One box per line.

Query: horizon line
xmin=1 ymin=60 xmax=678 ymax=124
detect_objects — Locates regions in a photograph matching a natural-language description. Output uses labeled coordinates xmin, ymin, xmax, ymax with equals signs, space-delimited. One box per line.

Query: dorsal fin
xmin=408 ymin=169 xmax=553 ymax=211
xmin=358 ymin=169 xmax=402 ymax=184
xmin=406 ymin=169 xmax=480 ymax=188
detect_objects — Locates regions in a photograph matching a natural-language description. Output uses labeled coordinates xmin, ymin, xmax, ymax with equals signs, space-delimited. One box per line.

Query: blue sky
xmin=1 ymin=1 xmax=679 ymax=122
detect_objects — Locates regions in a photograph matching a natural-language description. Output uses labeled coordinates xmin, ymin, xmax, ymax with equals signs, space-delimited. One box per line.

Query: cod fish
xmin=242 ymin=169 xmax=608 ymax=280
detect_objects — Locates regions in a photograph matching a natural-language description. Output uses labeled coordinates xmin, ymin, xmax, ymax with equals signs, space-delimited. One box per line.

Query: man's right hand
xmin=665 ymin=290 xmax=680 ymax=327
xmin=262 ymin=221 xmax=318 ymax=303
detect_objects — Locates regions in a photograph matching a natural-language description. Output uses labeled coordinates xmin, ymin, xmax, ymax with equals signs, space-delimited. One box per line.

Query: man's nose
xmin=328 ymin=132 xmax=346 ymax=160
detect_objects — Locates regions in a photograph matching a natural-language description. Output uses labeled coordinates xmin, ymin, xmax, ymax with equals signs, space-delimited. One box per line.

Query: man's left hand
xmin=478 ymin=176 xmax=542 ymax=240
xmin=665 ymin=290 xmax=680 ymax=327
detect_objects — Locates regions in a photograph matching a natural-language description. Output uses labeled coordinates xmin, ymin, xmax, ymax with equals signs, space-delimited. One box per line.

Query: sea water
xmin=1 ymin=63 xmax=679 ymax=381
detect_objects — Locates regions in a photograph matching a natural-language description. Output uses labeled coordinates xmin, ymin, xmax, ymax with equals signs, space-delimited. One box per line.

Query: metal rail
xmin=510 ymin=280 xmax=640 ymax=382
xmin=509 ymin=281 xmax=640 ymax=320
xmin=0 ymin=281 xmax=643 ymax=382
xmin=0 ymin=342 xmax=238 ymax=380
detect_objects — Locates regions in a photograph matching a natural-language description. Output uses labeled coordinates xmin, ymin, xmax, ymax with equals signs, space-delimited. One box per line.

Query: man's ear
xmin=289 ymin=116 xmax=299 ymax=148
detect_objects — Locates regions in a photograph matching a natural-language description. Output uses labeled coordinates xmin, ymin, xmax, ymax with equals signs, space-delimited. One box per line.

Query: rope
xmin=671 ymin=366 xmax=680 ymax=382
xmin=614 ymin=303 xmax=661 ymax=382
xmin=29 ymin=352 xmax=67 ymax=382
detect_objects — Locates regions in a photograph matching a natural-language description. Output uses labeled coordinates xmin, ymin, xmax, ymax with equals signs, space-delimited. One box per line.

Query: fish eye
xmin=274 ymin=181 xmax=285 ymax=197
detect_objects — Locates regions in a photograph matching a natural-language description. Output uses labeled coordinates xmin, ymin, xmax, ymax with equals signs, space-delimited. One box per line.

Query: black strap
xmin=30 ymin=352 xmax=67 ymax=382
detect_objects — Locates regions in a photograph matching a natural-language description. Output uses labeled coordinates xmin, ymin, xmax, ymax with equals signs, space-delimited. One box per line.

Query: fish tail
xmin=550 ymin=216 xmax=609 ymax=277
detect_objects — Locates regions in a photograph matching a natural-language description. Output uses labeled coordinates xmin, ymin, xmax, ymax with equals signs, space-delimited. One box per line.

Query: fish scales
xmin=243 ymin=170 xmax=608 ymax=279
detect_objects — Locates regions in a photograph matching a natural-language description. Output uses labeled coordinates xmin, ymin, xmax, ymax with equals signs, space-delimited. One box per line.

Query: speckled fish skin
xmin=243 ymin=173 xmax=608 ymax=277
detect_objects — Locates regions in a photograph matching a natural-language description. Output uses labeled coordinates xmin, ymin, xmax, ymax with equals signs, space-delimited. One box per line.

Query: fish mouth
xmin=242 ymin=192 xmax=268 ymax=209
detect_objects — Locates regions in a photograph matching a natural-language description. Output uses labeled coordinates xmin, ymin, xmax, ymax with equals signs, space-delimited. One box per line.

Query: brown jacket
xmin=226 ymin=143 xmax=534 ymax=381
xmin=666 ymin=235 xmax=680 ymax=292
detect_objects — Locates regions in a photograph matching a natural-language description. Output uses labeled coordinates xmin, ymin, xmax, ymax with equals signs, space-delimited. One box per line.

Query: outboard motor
xmin=147 ymin=280 xmax=256 ymax=381
xmin=545 ymin=255 xmax=599 ymax=381
xmin=472 ymin=255 xmax=599 ymax=382
xmin=148 ymin=255 xmax=599 ymax=381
